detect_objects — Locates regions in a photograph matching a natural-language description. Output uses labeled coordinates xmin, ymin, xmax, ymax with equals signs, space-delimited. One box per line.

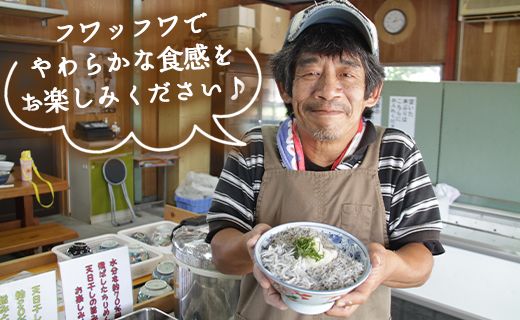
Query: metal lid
xmin=171 ymin=224 xmax=215 ymax=270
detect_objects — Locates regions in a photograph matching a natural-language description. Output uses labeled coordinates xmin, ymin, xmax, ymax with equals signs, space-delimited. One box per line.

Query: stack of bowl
xmin=0 ymin=159 xmax=14 ymax=185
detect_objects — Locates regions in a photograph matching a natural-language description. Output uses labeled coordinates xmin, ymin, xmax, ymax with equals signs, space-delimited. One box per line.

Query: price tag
xmin=59 ymin=246 xmax=133 ymax=320
xmin=0 ymin=271 xmax=58 ymax=320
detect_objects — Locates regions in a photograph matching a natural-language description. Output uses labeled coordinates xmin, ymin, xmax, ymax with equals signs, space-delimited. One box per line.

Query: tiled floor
xmin=0 ymin=203 xmax=166 ymax=262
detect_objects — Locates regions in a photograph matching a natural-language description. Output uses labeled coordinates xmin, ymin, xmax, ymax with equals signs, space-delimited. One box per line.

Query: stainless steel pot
xmin=172 ymin=222 xmax=240 ymax=320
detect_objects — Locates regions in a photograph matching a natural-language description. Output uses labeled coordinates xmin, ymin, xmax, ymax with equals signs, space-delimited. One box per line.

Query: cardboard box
xmin=246 ymin=3 xmax=291 ymax=54
xmin=205 ymin=26 xmax=253 ymax=52
xmin=218 ymin=5 xmax=255 ymax=28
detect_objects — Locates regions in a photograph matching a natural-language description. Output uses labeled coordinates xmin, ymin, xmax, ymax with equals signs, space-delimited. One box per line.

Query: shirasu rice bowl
xmin=259 ymin=226 xmax=366 ymax=291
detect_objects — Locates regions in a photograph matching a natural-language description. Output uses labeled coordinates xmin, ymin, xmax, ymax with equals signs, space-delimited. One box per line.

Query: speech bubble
xmin=4 ymin=48 xmax=262 ymax=154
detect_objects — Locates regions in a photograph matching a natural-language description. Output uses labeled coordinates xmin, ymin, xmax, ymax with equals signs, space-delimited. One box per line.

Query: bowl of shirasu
xmin=253 ymin=221 xmax=371 ymax=315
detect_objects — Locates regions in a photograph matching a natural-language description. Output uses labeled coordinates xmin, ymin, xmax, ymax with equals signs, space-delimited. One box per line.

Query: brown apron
xmin=235 ymin=125 xmax=391 ymax=320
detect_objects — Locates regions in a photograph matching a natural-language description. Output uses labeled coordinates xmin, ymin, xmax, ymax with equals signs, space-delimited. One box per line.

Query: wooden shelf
xmin=0 ymin=1 xmax=68 ymax=19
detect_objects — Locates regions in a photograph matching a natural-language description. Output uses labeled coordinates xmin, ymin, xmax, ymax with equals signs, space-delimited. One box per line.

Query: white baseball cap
xmin=285 ymin=0 xmax=379 ymax=58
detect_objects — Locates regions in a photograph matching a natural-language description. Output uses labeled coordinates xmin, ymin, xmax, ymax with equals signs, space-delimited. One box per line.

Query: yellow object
xmin=20 ymin=150 xmax=54 ymax=208
xmin=20 ymin=150 xmax=32 ymax=160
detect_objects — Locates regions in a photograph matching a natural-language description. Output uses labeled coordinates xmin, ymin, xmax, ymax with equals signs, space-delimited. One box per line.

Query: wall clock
xmin=374 ymin=0 xmax=416 ymax=44
xmin=383 ymin=9 xmax=407 ymax=34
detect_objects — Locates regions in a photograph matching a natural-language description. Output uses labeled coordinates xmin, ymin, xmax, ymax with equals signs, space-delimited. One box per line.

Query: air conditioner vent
xmin=459 ymin=0 xmax=520 ymax=22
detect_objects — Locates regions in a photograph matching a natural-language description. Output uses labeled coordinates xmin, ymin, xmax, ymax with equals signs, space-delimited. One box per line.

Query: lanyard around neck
xmin=291 ymin=118 xmax=363 ymax=171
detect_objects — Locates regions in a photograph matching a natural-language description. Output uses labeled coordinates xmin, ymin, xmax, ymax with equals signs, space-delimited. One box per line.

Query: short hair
xmin=270 ymin=23 xmax=385 ymax=117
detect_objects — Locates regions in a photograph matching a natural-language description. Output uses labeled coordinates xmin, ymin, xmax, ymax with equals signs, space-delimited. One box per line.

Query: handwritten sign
xmin=0 ymin=271 xmax=58 ymax=320
xmin=389 ymin=96 xmax=417 ymax=138
xmin=59 ymin=246 xmax=133 ymax=320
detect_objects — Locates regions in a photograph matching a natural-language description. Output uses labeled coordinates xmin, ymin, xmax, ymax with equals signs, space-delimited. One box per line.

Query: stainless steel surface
xmin=172 ymin=224 xmax=240 ymax=320
xmin=116 ymin=308 xmax=177 ymax=320
xmin=172 ymin=225 xmax=214 ymax=270
xmin=441 ymin=204 xmax=520 ymax=263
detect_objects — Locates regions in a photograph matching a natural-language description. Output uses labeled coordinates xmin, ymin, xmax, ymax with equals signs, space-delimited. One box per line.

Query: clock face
xmin=383 ymin=9 xmax=407 ymax=34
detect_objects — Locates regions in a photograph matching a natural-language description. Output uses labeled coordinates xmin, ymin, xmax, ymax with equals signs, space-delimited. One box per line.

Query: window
xmin=384 ymin=65 xmax=442 ymax=82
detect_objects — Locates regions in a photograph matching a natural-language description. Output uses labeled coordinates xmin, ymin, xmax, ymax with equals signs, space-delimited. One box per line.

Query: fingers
xmin=246 ymin=223 xmax=271 ymax=258
xmin=263 ymin=285 xmax=288 ymax=310
xmin=326 ymin=302 xmax=359 ymax=317
xmin=252 ymin=264 xmax=287 ymax=310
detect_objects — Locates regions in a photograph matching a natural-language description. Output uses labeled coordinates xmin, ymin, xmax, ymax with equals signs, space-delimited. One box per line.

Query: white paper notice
xmin=389 ymin=96 xmax=417 ymax=138
xmin=0 ymin=271 xmax=58 ymax=320
xmin=370 ymin=97 xmax=383 ymax=126
xmin=59 ymin=246 xmax=133 ymax=320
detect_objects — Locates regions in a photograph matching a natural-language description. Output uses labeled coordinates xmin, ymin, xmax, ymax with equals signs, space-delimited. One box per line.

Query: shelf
xmin=0 ymin=1 xmax=67 ymax=19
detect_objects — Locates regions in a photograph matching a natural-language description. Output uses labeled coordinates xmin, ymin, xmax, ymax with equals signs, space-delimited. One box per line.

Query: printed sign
xmin=0 ymin=271 xmax=58 ymax=320
xmin=59 ymin=246 xmax=133 ymax=320
xmin=388 ymin=96 xmax=417 ymax=138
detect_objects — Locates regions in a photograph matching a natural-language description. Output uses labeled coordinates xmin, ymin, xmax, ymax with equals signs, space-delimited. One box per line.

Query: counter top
xmin=393 ymin=244 xmax=520 ymax=320
xmin=394 ymin=204 xmax=520 ymax=320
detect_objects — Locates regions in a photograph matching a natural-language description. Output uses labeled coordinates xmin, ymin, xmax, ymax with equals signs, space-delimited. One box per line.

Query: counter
xmin=393 ymin=203 xmax=520 ymax=320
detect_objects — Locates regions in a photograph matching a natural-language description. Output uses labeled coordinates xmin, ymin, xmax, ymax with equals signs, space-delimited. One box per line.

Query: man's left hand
xmin=326 ymin=243 xmax=388 ymax=318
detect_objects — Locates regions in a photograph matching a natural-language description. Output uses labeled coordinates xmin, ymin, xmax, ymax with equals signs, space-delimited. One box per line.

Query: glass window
xmin=384 ymin=65 xmax=443 ymax=82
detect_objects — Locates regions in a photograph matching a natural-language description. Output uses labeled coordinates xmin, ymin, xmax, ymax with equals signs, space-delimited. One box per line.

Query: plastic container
xmin=118 ymin=221 xmax=178 ymax=256
xmin=19 ymin=150 xmax=32 ymax=182
xmin=174 ymin=194 xmax=212 ymax=213
xmin=52 ymin=234 xmax=164 ymax=279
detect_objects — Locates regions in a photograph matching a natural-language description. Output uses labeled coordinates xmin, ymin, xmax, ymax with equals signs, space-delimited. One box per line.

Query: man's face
xmin=282 ymin=52 xmax=379 ymax=142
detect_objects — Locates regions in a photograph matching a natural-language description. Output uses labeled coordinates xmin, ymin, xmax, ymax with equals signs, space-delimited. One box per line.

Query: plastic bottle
xmin=20 ymin=150 xmax=33 ymax=182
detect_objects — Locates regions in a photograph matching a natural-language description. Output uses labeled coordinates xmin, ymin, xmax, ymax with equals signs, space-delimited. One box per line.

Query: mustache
xmin=303 ymin=100 xmax=350 ymax=113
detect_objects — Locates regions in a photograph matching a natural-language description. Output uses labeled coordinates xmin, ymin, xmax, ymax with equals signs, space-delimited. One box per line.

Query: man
xmin=206 ymin=0 xmax=444 ymax=319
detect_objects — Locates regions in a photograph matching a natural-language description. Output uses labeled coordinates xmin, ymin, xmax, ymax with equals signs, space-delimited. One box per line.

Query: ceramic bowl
xmin=254 ymin=222 xmax=371 ymax=315
xmin=66 ymin=242 xmax=93 ymax=258
xmin=98 ymin=239 xmax=119 ymax=251
xmin=152 ymin=261 xmax=176 ymax=287
xmin=131 ymin=231 xmax=152 ymax=245
xmin=0 ymin=171 xmax=10 ymax=185
xmin=151 ymin=225 xmax=173 ymax=247
xmin=0 ymin=154 xmax=6 ymax=161
xmin=137 ymin=279 xmax=173 ymax=303
xmin=128 ymin=243 xmax=149 ymax=264
xmin=0 ymin=161 xmax=14 ymax=172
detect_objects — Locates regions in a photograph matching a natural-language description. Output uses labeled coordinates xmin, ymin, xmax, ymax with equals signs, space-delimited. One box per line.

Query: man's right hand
xmin=246 ymin=223 xmax=288 ymax=310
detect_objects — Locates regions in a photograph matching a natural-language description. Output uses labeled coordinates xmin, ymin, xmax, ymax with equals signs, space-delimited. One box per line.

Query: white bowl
xmin=0 ymin=161 xmax=14 ymax=172
xmin=254 ymin=222 xmax=371 ymax=315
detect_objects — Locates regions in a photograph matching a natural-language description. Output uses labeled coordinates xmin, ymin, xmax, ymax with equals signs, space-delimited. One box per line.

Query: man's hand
xmin=326 ymin=242 xmax=433 ymax=318
xmin=246 ymin=224 xmax=288 ymax=310
xmin=326 ymin=243 xmax=387 ymax=317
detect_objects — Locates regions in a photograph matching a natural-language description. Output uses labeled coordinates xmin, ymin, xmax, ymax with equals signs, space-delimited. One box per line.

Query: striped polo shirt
xmin=206 ymin=121 xmax=444 ymax=255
